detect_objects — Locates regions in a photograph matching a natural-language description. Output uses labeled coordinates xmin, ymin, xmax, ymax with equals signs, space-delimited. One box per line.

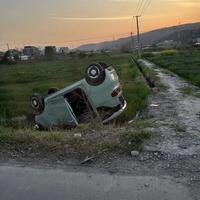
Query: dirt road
xmin=140 ymin=59 xmax=200 ymax=155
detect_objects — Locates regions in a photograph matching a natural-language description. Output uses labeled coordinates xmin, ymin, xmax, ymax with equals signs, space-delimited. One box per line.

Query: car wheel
xmin=30 ymin=93 xmax=44 ymax=115
xmin=48 ymin=87 xmax=59 ymax=95
xmin=85 ymin=63 xmax=106 ymax=86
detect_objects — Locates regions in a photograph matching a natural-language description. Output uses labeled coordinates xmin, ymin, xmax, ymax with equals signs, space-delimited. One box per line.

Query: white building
xmin=156 ymin=40 xmax=177 ymax=49
xmin=194 ymin=38 xmax=200 ymax=47
xmin=20 ymin=55 xmax=29 ymax=61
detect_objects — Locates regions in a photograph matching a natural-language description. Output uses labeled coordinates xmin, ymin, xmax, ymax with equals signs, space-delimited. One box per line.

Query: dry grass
xmin=0 ymin=123 xmax=152 ymax=158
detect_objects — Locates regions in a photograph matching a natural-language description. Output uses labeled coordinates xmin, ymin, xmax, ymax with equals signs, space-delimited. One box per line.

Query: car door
xmin=36 ymin=96 xmax=78 ymax=128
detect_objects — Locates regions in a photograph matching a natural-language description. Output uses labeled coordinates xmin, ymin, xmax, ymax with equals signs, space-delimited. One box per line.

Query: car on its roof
xmin=30 ymin=62 xmax=127 ymax=129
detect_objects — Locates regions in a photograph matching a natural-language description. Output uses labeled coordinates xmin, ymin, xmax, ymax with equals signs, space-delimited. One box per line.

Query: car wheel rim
xmin=88 ymin=66 xmax=100 ymax=79
xmin=32 ymin=99 xmax=38 ymax=108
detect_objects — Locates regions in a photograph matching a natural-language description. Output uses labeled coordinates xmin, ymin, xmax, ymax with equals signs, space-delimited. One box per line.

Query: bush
xmin=160 ymin=49 xmax=178 ymax=56
xmin=78 ymin=52 xmax=87 ymax=58
xmin=142 ymin=52 xmax=154 ymax=58
xmin=1 ymin=51 xmax=17 ymax=65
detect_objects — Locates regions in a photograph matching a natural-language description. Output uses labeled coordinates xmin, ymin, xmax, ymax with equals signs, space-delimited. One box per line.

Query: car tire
xmin=48 ymin=87 xmax=59 ymax=95
xmin=85 ymin=63 xmax=106 ymax=86
xmin=30 ymin=93 xmax=44 ymax=115
xmin=99 ymin=62 xmax=109 ymax=69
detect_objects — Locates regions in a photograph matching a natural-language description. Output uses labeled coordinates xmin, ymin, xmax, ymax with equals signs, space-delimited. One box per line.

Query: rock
xmin=154 ymin=152 xmax=159 ymax=156
xmin=64 ymin=144 xmax=70 ymax=149
xmin=144 ymin=128 xmax=155 ymax=132
xmin=131 ymin=151 xmax=140 ymax=157
xmin=74 ymin=133 xmax=82 ymax=138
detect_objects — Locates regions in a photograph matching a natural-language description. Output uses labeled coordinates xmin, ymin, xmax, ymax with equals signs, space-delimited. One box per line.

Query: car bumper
xmin=102 ymin=100 xmax=127 ymax=123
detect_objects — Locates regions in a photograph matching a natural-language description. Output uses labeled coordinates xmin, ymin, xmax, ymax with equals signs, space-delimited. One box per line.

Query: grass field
xmin=148 ymin=49 xmax=200 ymax=87
xmin=0 ymin=53 xmax=150 ymax=123
xmin=0 ymin=53 xmax=152 ymax=157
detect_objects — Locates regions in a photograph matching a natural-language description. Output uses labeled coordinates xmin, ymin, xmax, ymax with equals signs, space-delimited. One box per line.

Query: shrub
xmin=160 ymin=49 xmax=178 ymax=56
xmin=142 ymin=52 xmax=154 ymax=58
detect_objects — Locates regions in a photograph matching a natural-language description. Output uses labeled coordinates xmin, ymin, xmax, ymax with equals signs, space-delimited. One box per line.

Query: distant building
xmin=45 ymin=46 xmax=56 ymax=53
xmin=23 ymin=46 xmax=40 ymax=57
xmin=45 ymin=46 xmax=56 ymax=59
xmin=59 ymin=47 xmax=69 ymax=55
xmin=194 ymin=38 xmax=200 ymax=47
xmin=20 ymin=55 xmax=30 ymax=61
xmin=156 ymin=40 xmax=177 ymax=49
xmin=38 ymin=47 xmax=45 ymax=56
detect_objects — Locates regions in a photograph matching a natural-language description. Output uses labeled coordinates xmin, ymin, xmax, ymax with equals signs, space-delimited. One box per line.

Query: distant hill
xmin=78 ymin=22 xmax=200 ymax=51
xmin=158 ymin=28 xmax=200 ymax=45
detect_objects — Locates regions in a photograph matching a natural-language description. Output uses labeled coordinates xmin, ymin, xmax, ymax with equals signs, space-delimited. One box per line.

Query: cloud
xmin=167 ymin=0 xmax=200 ymax=7
xmin=50 ymin=16 xmax=133 ymax=21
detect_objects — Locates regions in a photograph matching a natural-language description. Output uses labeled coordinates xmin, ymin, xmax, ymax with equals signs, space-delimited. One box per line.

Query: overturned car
xmin=30 ymin=63 xmax=127 ymax=129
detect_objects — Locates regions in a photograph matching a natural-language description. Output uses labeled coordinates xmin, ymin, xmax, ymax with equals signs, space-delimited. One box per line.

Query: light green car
xmin=30 ymin=63 xmax=126 ymax=129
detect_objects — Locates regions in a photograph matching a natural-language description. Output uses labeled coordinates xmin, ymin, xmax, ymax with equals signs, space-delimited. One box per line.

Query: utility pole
xmin=7 ymin=43 xmax=10 ymax=51
xmin=134 ymin=16 xmax=141 ymax=58
xmin=131 ymin=32 xmax=134 ymax=51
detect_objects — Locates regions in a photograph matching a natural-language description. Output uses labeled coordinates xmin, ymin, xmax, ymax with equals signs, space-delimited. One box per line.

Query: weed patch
xmin=0 ymin=124 xmax=151 ymax=157
xmin=120 ymin=131 xmax=151 ymax=152
xmin=172 ymin=123 xmax=186 ymax=132
xmin=180 ymin=87 xmax=200 ymax=98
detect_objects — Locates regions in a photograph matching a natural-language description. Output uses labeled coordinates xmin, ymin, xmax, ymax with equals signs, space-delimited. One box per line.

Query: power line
xmin=5 ymin=32 xmax=131 ymax=47
xmin=136 ymin=0 xmax=152 ymax=16
xmin=140 ymin=0 xmax=152 ymax=16
xmin=136 ymin=0 xmax=144 ymax=15
xmin=37 ymin=32 xmax=130 ymax=44
xmin=135 ymin=0 xmax=143 ymax=15
xmin=133 ymin=0 xmax=152 ymax=57
xmin=138 ymin=0 xmax=148 ymax=16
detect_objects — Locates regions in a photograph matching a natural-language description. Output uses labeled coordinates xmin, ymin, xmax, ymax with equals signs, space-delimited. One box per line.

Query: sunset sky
xmin=0 ymin=0 xmax=200 ymax=50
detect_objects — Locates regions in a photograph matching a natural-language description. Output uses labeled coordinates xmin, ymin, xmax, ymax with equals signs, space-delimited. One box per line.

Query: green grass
xmin=180 ymin=87 xmax=200 ymax=98
xmin=0 ymin=53 xmax=150 ymax=123
xmin=130 ymin=119 xmax=155 ymax=129
xmin=0 ymin=53 xmax=152 ymax=156
xmin=149 ymin=49 xmax=200 ymax=87
xmin=159 ymin=49 xmax=178 ymax=56
xmin=171 ymin=123 xmax=186 ymax=132
xmin=120 ymin=130 xmax=151 ymax=151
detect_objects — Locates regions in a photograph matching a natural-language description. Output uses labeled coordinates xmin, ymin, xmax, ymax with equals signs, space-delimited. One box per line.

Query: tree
xmin=1 ymin=50 xmax=16 ymax=64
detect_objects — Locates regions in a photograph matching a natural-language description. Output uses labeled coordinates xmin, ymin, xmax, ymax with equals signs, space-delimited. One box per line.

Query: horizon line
xmin=50 ymin=16 xmax=133 ymax=21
